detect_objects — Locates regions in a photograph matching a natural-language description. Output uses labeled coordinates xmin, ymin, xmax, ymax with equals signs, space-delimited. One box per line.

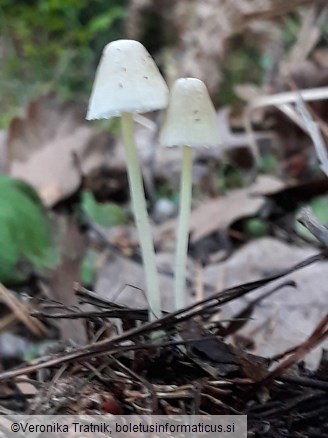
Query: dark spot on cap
xmin=118 ymin=82 xmax=123 ymax=88
xmin=193 ymin=110 xmax=199 ymax=114
xmin=195 ymin=118 xmax=201 ymax=122
xmin=144 ymin=76 xmax=149 ymax=80
xmin=122 ymin=67 xmax=127 ymax=72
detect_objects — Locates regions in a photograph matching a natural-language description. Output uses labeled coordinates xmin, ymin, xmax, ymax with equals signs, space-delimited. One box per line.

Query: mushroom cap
xmin=87 ymin=40 xmax=169 ymax=120
xmin=159 ymin=78 xmax=219 ymax=148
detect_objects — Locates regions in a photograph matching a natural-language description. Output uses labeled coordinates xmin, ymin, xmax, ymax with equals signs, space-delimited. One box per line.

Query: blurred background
xmin=1 ymin=0 xmax=327 ymax=122
xmin=0 ymin=0 xmax=327 ymax=370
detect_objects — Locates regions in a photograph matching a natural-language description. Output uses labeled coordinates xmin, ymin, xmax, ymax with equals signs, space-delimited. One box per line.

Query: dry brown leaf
xmin=249 ymin=174 xmax=286 ymax=195
xmin=189 ymin=191 xmax=263 ymax=243
xmin=155 ymin=175 xmax=285 ymax=244
xmin=202 ymin=238 xmax=328 ymax=369
xmin=7 ymin=94 xmax=83 ymax=161
xmin=15 ymin=376 xmax=38 ymax=395
xmin=95 ymin=251 xmax=192 ymax=313
xmin=7 ymin=94 xmax=111 ymax=206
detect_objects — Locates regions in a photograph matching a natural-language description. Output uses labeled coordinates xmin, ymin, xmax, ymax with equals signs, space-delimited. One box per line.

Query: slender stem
xmin=121 ymin=112 xmax=161 ymax=320
xmin=174 ymin=145 xmax=192 ymax=309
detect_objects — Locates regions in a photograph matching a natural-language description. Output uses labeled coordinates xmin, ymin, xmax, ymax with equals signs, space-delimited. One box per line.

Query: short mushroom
xmin=87 ymin=40 xmax=169 ymax=320
xmin=160 ymin=78 xmax=219 ymax=309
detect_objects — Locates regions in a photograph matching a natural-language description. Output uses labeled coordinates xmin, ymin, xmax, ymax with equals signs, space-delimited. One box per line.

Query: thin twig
xmin=0 ymin=251 xmax=325 ymax=381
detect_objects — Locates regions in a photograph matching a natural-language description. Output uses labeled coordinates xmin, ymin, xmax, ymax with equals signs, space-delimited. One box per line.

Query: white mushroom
xmin=87 ymin=40 xmax=168 ymax=120
xmin=160 ymin=78 xmax=219 ymax=309
xmin=87 ymin=40 xmax=169 ymax=320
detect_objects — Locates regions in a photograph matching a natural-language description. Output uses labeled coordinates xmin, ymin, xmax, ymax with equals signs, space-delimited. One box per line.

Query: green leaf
xmin=87 ymin=7 xmax=125 ymax=33
xmin=0 ymin=176 xmax=57 ymax=283
xmin=81 ymin=190 xmax=125 ymax=227
xmin=259 ymin=154 xmax=278 ymax=173
xmin=244 ymin=217 xmax=268 ymax=238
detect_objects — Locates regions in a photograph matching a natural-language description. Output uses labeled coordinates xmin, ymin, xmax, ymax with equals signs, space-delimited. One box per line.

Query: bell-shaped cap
xmin=87 ymin=40 xmax=169 ymax=120
xmin=160 ymin=78 xmax=219 ymax=148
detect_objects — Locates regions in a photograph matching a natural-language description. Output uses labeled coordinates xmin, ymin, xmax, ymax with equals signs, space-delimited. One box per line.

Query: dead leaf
xmin=239 ymin=354 xmax=269 ymax=382
xmin=249 ymin=174 xmax=286 ymax=195
xmin=155 ymin=175 xmax=285 ymax=244
xmin=202 ymin=237 xmax=328 ymax=369
xmin=8 ymin=94 xmax=111 ymax=206
xmin=95 ymin=251 xmax=187 ymax=313
xmin=15 ymin=375 xmax=38 ymax=395
xmin=7 ymin=94 xmax=83 ymax=161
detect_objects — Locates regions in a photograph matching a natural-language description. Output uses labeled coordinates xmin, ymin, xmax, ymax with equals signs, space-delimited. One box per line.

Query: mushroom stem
xmin=121 ymin=112 xmax=161 ymax=320
xmin=174 ymin=145 xmax=193 ymax=309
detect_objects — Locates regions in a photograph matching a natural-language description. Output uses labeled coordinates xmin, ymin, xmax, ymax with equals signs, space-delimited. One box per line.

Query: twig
xmin=111 ymin=356 xmax=158 ymax=413
xmin=0 ymin=283 xmax=47 ymax=337
xmin=297 ymin=207 xmax=328 ymax=247
xmin=0 ymin=251 xmax=325 ymax=381
xmin=296 ymin=96 xmax=328 ymax=177
xmin=262 ymin=313 xmax=328 ymax=385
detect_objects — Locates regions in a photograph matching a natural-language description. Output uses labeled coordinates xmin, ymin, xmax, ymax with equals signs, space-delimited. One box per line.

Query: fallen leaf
xmin=7 ymin=94 xmax=83 ymax=161
xmin=202 ymin=237 xmax=328 ymax=369
xmin=8 ymin=94 xmax=111 ymax=206
xmin=15 ymin=375 xmax=38 ymax=396
xmin=155 ymin=175 xmax=285 ymax=244
xmin=95 ymin=252 xmax=185 ymax=312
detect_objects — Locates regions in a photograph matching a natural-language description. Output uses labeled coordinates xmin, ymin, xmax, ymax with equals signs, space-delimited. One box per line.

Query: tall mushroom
xmin=87 ymin=40 xmax=169 ymax=320
xmin=160 ymin=78 xmax=219 ymax=309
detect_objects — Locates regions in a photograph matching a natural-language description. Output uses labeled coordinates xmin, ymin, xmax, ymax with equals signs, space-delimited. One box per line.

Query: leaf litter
xmin=155 ymin=175 xmax=285 ymax=245
xmin=0 ymin=251 xmax=327 ymax=436
xmin=7 ymin=93 xmax=112 ymax=206
xmin=1 ymin=97 xmax=327 ymax=433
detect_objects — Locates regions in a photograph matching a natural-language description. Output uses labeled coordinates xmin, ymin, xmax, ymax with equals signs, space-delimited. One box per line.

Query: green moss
xmin=0 ymin=0 xmax=127 ymax=127
xmin=218 ymin=36 xmax=264 ymax=106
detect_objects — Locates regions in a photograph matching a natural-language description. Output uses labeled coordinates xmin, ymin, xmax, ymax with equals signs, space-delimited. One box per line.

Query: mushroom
xmin=87 ymin=40 xmax=169 ymax=320
xmin=160 ymin=78 xmax=219 ymax=309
